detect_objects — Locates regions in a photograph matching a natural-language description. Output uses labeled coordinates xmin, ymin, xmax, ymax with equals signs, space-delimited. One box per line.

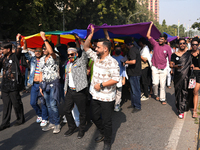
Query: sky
xmin=159 ymin=0 xmax=200 ymax=29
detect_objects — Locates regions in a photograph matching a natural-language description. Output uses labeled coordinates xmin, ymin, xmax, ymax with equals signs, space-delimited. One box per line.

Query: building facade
xmin=147 ymin=0 xmax=159 ymax=22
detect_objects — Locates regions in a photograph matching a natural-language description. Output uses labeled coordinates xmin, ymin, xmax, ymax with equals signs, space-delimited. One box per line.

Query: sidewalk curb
xmin=198 ymin=120 xmax=200 ymax=150
xmin=197 ymin=95 xmax=200 ymax=150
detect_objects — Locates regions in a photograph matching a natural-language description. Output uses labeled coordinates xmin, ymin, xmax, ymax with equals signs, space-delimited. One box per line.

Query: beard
xmin=179 ymin=47 xmax=185 ymax=51
xmin=97 ymin=51 xmax=104 ymax=57
xmin=159 ymin=43 xmax=165 ymax=46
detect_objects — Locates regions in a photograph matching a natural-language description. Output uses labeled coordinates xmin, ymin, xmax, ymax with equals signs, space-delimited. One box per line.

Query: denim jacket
xmin=64 ymin=50 xmax=88 ymax=92
xmin=24 ymin=52 xmax=37 ymax=85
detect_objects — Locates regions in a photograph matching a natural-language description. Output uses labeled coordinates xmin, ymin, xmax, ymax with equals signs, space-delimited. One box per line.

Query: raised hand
xmin=90 ymin=25 xmax=94 ymax=35
xmin=40 ymin=31 xmax=46 ymax=41
xmin=16 ymin=33 xmax=21 ymax=41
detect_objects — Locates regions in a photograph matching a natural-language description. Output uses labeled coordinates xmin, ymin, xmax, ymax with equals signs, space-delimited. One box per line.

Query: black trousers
xmin=141 ymin=67 xmax=151 ymax=97
xmin=91 ymin=99 xmax=115 ymax=144
xmin=1 ymin=91 xmax=25 ymax=126
xmin=64 ymin=87 xmax=87 ymax=132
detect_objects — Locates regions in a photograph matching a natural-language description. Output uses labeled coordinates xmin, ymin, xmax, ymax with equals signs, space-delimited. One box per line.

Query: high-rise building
xmin=146 ymin=0 xmax=159 ymax=22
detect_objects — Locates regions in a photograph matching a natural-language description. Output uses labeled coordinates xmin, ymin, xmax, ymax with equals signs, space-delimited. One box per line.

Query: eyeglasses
xmin=35 ymin=50 xmax=42 ymax=52
xmin=192 ymin=44 xmax=199 ymax=46
xmin=179 ymin=42 xmax=186 ymax=45
xmin=67 ymin=53 xmax=75 ymax=57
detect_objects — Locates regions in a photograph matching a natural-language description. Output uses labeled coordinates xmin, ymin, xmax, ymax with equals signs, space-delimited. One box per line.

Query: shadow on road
xmin=166 ymin=92 xmax=178 ymax=115
xmin=85 ymin=111 xmax=127 ymax=150
xmin=0 ymin=122 xmax=43 ymax=150
xmin=0 ymin=104 xmax=3 ymax=113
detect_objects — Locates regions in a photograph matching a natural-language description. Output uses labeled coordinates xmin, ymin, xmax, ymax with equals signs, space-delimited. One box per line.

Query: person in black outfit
xmin=124 ymin=37 xmax=142 ymax=113
xmin=170 ymin=38 xmax=192 ymax=119
xmin=190 ymin=37 xmax=200 ymax=118
xmin=0 ymin=34 xmax=25 ymax=131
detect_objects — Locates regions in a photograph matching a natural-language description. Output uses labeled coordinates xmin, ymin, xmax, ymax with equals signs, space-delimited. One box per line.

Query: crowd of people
xmin=0 ymin=22 xmax=200 ymax=150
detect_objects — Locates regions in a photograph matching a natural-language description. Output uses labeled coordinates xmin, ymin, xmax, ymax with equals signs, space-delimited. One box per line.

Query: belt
xmin=69 ymin=87 xmax=76 ymax=91
xmin=33 ymin=81 xmax=40 ymax=84
xmin=153 ymin=66 xmax=164 ymax=70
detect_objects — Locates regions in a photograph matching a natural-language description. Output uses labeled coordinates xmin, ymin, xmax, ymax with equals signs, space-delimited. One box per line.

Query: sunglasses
xmin=68 ymin=53 xmax=75 ymax=57
xmin=192 ymin=44 xmax=199 ymax=46
xmin=42 ymin=47 xmax=47 ymax=51
xmin=35 ymin=50 xmax=42 ymax=52
xmin=179 ymin=42 xmax=186 ymax=45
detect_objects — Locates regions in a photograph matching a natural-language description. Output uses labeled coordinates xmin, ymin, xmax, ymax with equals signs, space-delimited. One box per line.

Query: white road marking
xmin=165 ymin=112 xmax=187 ymax=150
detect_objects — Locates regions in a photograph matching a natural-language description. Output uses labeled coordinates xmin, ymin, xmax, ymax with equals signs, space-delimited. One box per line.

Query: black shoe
xmin=95 ymin=134 xmax=105 ymax=143
xmin=0 ymin=124 xmax=10 ymax=131
xmin=131 ymin=108 xmax=141 ymax=113
xmin=14 ymin=121 xmax=25 ymax=126
xmin=103 ymin=143 xmax=111 ymax=150
xmin=77 ymin=131 xmax=85 ymax=139
xmin=127 ymin=105 xmax=133 ymax=109
xmin=64 ymin=127 xmax=78 ymax=137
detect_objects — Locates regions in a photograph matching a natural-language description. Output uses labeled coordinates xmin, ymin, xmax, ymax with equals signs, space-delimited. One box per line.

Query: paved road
xmin=0 ymin=85 xmax=198 ymax=150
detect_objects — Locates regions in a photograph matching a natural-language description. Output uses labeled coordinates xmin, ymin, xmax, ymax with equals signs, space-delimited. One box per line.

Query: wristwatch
xmin=44 ymin=39 xmax=48 ymax=42
xmin=100 ymin=83 xmax=104 ymax=89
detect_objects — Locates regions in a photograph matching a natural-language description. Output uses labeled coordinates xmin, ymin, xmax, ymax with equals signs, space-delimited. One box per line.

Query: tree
xmin=57 ymin=0 xmax=137 ymax=30
xmin=192 ymin=22 xmax=200 ymax=30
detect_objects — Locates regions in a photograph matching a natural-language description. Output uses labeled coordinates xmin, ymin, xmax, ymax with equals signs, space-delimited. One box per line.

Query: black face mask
xmin=115 ymin=50 xmax=121 ymax=55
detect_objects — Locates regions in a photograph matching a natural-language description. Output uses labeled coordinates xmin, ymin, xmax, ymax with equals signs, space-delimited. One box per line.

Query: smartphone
xmin=178 ymin=64 xmax=182 ymax=67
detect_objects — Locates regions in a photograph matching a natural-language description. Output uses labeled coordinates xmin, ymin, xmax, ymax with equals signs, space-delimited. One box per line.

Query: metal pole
xmin=62 ymin=2 xmax=65 ymax=31
xmin=178 ymin=25 xmax=179 ymax=37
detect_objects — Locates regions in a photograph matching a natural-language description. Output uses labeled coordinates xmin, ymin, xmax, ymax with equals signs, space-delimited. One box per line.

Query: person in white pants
xmin=147 ymin=22 xmax=172 ymax=105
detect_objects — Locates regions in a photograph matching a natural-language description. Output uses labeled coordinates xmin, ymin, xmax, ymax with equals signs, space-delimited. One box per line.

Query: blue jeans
xmin=30 ymin=83 xmax=48 ymax=120
xmin=129 ymin=76 xmax=141 ymax=109
xmin=43 ymin=86 xmax=60 ymax=125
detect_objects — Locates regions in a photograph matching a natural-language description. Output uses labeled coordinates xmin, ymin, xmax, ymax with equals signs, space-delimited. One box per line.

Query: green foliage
xmin=192 ymin=22 xmax=200 ymax=30
xmin=0 ymin=0 xmax=188 ymax=39
xmin=0 ymin=0 xmax=62 ymax=39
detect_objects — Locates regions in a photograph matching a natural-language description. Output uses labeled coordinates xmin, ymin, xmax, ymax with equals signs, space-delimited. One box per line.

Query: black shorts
xmin=193 ymin=70 xmax=200 ymax=83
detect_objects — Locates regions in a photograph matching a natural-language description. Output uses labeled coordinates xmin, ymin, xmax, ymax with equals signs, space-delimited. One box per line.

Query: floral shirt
xmin=86 ymin=48 xmax=120 ymax=102
xmin=39 ymin=54 xmax=60 ymax=82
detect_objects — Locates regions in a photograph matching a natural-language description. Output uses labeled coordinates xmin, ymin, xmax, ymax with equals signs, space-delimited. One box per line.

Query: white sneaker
xmin=36 ymin=116 xmax=42 ymax=123
xmin=114 ymin=104 xmax=121 ymax=112
xmin=42 ymin=123 xmax=55 ymax=131
xmin=141 ymin=93 xmax=144 ymax=97
xmin=53 ymin=124 xmax=61 ymax=134
xmin=40 ymin=120 xmax=48 ymax=127
xmin=141 ymin=95 xmax=149 ymax=101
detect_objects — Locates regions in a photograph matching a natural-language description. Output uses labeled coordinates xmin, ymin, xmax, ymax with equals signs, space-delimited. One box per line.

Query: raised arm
xmin=74 ymin=34 xmax=84 ymax=46
xmin=84 ymin=25 xmax=94 ymax=52
xmin=40 ymin=31 xmax=57 ymax=59
xmin=16 ymin=33 xmax=22 ymax=56
xmin=22 ymin=38 xmax=27 ymax=50
xmin=56 ymin=35 xmax=61 ymax=47
xmin=146 ymin=22 xmax=153 ymax=40
xmin=74 ymin=34 xmax=80 ymax=49
xmin=103 ymin=29 xmax=110 ymax=40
